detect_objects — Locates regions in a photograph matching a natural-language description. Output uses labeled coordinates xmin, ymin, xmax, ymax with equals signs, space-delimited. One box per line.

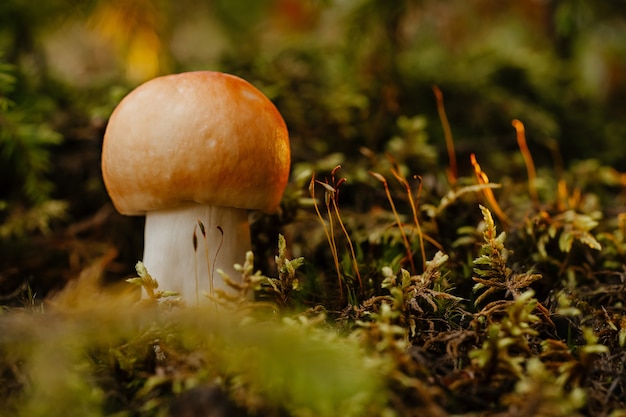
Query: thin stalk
xmin=196 ymin=220 xmax=220 ymax=311
xmin=310 ymin=175 xmax=343 ymax=297
xmin=330 ymin=182 xmax=363 ymax=289
xmin=389 ymin=167 xmax=426 ymax=272
xmin=370 ymin=171 xmax=417 ymax=274
xmin=546 ymin=138 xmax=567 ymax=211
xmin=324 ymin=191 xmax=340 ymax=287
xmin=512 ymin=119 xmax=539 ymax=208
xmin=470 ymin=154 xmax=511 ymax=227
xmin=412 ymin=175 xmax=431 ymax=257
xmin=197 ymin=220 xmax=212 ymax=296
xmin=212 ymin=225 xmax=224 ymax=312
xmin=433 ymin=85 xmax=457 ymax=187
xmin=193 ymin=225 xmax=199 ymax=306
xmin=557 ymin=179 xmax=568 ymax=212
xmin=328 ymin=166 xmax=362 ymax=289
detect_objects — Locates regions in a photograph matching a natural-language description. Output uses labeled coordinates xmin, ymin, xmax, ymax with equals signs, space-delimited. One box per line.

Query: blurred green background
xmin=1 ymin=0 xmax=625 ymax=302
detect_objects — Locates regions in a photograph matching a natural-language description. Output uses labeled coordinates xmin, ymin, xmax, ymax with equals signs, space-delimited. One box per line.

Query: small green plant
xmin=0 ymin=54 xmax=63 ymax=207
xmin=470 ymin=290 xmax=541 ymax=379
xmin=259 ymin=234 xmax=305 ymax=309
xmin=473 ymin=205 xmax=542 ymax=306
xmin=0 ymin=54 xmax=67 ymax=241
xmin=501 ymin=357 xmax=586 ymax=416
xmin=126 ymin=261 xmax=181 ymax=305
xmin=197 ymin=234 xmax=306 ymax=317
xmin=380 ymin=251 xmax=461 ymax=338
xmin=528 ymin=209 xmax=602 ymax=259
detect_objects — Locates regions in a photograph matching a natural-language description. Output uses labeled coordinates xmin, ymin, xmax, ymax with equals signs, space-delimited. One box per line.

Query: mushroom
xmin=101 ymin=71 xmax=290 ymax=305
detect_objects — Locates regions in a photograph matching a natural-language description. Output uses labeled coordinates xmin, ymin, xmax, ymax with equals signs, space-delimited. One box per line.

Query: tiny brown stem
xmin=433 ymin=85 xmax=457 ymax=187
xmin=512 ymin=119 xmax=539 ymax=208
xmin=331 ymin=187 xmax=363 ymax=289
xmin=390 ymin=167 xmax=426 ymax=272
xmin=310 ymin=175 xmax=343 ymax=297
xmin=470 ymin=154 xmax=511 ymax=227
xmin=198 ymin=220 xmax=212 ymax=296
xmin=370 ymin=171 xmax=417 ymax=274
xmin=193 ymin=225 xmax=199 ymax=306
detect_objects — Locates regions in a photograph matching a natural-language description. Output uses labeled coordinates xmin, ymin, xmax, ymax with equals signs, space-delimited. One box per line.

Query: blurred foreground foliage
xmin=2 ymin=0 xmax=626 ymax=415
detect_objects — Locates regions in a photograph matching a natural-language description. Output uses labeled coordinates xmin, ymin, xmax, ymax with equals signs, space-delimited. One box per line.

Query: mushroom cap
xmin=102 ymin=71 xmax=290 ymax=215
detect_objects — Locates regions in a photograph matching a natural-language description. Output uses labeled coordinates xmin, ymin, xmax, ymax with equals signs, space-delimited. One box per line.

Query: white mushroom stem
xmin=141 ymin=203 xmax=251 ymax=305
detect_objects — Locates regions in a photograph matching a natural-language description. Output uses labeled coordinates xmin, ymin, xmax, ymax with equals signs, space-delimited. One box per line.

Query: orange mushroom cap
xmin=102 ymin=71 xmax=290 ymax=215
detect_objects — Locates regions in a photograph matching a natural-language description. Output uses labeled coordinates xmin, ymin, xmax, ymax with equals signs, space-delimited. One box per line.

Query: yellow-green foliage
xmin=0 ymin=296 xmax=384 ymax=417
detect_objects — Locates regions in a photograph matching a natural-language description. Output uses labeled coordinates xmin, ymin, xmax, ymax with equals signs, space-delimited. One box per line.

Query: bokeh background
xmin=2 ymin=0 xmax=626 ymax=302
